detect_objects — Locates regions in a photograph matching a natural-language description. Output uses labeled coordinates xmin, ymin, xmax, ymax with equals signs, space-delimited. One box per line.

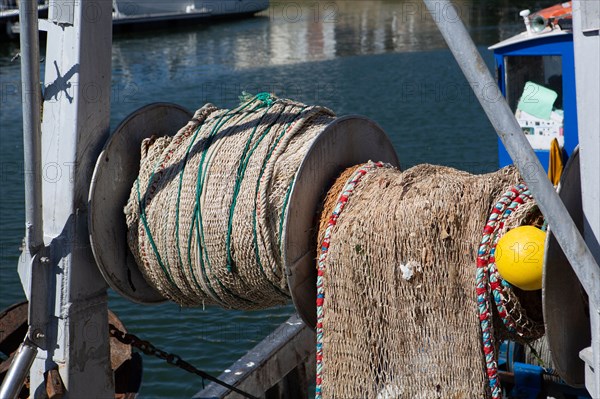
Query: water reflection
xmin=112 ymin=0 xmax=538 ymax=75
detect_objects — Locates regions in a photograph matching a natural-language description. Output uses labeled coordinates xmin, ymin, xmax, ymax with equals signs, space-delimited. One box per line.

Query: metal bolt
xmin=34 ymin=330 xmax=45 ymax=339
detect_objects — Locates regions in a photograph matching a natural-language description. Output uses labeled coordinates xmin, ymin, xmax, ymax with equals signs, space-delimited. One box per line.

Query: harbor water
xmin=0 ymin=0 xmax=556 ymax=396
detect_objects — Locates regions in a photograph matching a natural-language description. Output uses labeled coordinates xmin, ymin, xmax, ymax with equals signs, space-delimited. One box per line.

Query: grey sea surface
xmin=0 ymin=0 xmax=556 ymax=396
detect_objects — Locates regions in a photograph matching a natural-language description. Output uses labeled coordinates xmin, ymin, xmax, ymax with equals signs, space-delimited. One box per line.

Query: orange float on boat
xmin=530 ymin=1 xmax=572 ymax=32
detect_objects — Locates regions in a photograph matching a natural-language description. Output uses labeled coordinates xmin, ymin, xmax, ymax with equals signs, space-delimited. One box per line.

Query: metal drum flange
xmin=89 ymin=103 xmax=192 ymax=304
xmin=543 ymin=147 xmax=590 ymax=387
xmin=283 ymin=115 xmax=399 ymax=328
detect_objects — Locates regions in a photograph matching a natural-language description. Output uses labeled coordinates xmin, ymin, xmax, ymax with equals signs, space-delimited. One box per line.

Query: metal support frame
xmin=20 ymin=0 xmax=47 ymax=355
xmin=1 ymin=0 xmax=46 ymax=396
xmin=422 ymin=0 xmax=600 ymax=395
xmin=21 ymin=0 xmax=115 ymax=395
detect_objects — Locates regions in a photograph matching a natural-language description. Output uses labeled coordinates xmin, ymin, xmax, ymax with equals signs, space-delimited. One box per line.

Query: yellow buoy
xmin=495 ymin=225 xmax=546 ymax=291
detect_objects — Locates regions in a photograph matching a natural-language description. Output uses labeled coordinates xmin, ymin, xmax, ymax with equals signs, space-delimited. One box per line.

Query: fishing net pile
xmin=124 ymin=94 xmax=335 ymax=309
xmin=316 ymin=162 xmax=546 ymax=398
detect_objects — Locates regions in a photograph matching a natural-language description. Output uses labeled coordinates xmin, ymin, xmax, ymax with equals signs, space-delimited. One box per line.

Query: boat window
xmin=504 ymin=55 xmax=564 ymax=151
xmin=504 ymin=55 xmax=563 ymax=113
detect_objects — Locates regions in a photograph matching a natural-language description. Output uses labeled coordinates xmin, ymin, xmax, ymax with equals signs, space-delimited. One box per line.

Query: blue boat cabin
xmin=490 ymin=14 xmax=578 ymax=171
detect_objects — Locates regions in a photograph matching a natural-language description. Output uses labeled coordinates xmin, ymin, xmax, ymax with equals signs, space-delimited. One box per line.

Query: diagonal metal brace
xmin=422 ymin=0 xmax=600 ymax=309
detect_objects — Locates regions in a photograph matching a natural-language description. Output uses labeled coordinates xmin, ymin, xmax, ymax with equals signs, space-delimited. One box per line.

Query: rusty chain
xmin=109 ymin=323 xmax=259 ymax=399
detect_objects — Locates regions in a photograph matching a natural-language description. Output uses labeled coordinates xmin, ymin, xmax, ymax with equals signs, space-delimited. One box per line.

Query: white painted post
xmin=28 ymin=0 xmax=114 ymax=395
xmin=572 ymin=2 xmax=600 ymax=397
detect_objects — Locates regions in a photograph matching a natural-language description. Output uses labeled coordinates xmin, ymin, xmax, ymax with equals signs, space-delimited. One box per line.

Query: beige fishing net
xmin=124 ymin=95 xmax=335 ymax=309
xmin=317 ymin=163 xmax=526 ymax=398
xmin=123 ymin=92 xmax=550 ymax=397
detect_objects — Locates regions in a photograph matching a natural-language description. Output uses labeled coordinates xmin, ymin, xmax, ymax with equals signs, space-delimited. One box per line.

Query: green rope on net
xmin=191 ymin=97 xmax=261 ymax=305
xmin=225 ymin=99 xmax=281 ymax=273
xmin=251 ymin=106 xmax=307 ymax=295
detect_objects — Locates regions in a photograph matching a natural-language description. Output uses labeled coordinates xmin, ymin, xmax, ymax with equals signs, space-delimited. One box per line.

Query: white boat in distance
xmin=112 ymin=0 xmax=269 ymax=25
xmin=1 ymin=0 xmax=269 ymax=38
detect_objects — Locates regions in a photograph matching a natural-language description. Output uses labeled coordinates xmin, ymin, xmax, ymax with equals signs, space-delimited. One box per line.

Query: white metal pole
xmin=19 ymin=0 xmax=43 ymax=254
xmin=0 ymin=341 xmax=37 ymax=399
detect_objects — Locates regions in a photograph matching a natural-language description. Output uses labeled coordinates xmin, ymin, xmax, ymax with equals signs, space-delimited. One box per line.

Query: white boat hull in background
xmin=0 ymin=0 xmax=269 ymax=38
xmin=113 ymin=0 xmax=269 ymax=23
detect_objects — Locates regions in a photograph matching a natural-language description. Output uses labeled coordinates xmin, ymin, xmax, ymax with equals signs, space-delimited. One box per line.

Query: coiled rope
xmin=125 ymin=93 xmax=335 ymax=309
xmin=476 ymin=184 xmax=545 ymax=398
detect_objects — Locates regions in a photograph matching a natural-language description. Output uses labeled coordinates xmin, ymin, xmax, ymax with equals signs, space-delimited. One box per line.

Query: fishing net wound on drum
xmin=316 ymin=163 xmax=530 ymax=398
xmin=124 ymin=94 xmax=335 ymax=309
